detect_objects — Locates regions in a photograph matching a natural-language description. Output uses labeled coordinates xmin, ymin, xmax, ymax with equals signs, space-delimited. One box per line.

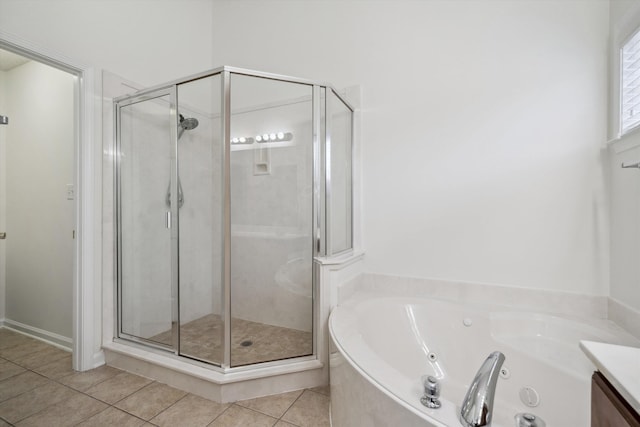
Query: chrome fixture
xmin=165 ymin=180 xmax=184 ymax=209
xmin=420 ymin=375 xmax=441 ymax=409
xmin=459 ymin=351 xmax=506 ymax=427
xmin=515 ymin=413 xmax=546 ymax=427
xmin=166 ymin=114 xmax=198 ymax=208
xmin=0 ymin=115 xmax=7 ymax=125
xmin=0 ymin=232 xmax=6 ymax=239
xmin=622 ymin=161 xmax=640 ymax=169
xmin=178 ymin=114 xmax=199 ymax=139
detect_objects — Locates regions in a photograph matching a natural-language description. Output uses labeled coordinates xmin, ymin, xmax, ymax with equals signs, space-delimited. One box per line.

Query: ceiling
xmin=0 ymin=49 xmax=30 ymax=71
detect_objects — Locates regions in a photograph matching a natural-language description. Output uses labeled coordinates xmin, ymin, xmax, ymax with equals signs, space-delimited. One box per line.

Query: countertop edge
xmin=580 ymin=340 xmax=640 ymax=415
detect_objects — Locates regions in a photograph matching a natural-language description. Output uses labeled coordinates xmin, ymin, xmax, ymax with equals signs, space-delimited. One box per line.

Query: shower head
xmin=178 ymin=114 xmax=199 ymax=140
xmin=179 ymin=114 xmax=199 ymax=131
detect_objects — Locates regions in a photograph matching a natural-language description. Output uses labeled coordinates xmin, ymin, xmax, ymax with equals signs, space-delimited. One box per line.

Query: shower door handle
xmin=166 ymin=211 xmax=171 ymax=229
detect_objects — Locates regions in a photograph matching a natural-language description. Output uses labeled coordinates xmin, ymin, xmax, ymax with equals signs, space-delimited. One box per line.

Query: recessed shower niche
xmin=113 ymin=67 xmax=354 ymax=375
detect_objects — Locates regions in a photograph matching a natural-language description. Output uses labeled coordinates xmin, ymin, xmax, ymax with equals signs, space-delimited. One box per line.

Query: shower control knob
xmin=420 ymin=375 xmax=441 ymax=409
xmin=515 ymin=413 xmax=546 ymax=427
xmin=423 ymin=375 xmax=440 ymax=397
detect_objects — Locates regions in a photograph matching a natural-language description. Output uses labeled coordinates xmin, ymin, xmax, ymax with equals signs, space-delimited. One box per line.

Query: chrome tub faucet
xmin=459 ymin=351 xmax=506 ymax=427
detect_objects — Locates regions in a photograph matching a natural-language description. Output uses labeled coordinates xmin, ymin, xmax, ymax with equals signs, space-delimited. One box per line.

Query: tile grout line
xmin=206 ymin=402 xmax=234 ymax=426
xmin=0 ymin=414 xmax=15 ymax=427
xmin=7 ymin=381 xmax=64 ymax=425
xmin=276 ymin=390 xmax=307 ymax=426
xmin=89 ymin=373 xmax=154 ymax=407
xmin=0 ymin=369 xmax=28 ymax=387
xmin=106 ymin=380 xmax=161 ymax=420
xmin=21 ymin=367 xmax=110 ymax=426
xmin=229 ymin=403 xmax=282 ymax=426
xmin=70 ymin=403 xmax=150 ymax=427
xmin=146 ymin=391 xmax=191 ymax=425
xmin=52 ymin=364 xmax=120 ymax=392
xmin=0 ymin=370 xmax=50 ymax=405
xmin=8 ymin=353 xmax=70 ymax=373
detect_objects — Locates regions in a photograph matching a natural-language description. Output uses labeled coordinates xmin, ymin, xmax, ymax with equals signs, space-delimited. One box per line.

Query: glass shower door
xmin=229 ymin=74 xmax=314 ymax=367
xmin=117 ymin=89 xmax=177 ymax=349
xmin=175 ymin=74 xmax=225 ymax=365
xmin=327 ymin=90 xmax=353 ymax=255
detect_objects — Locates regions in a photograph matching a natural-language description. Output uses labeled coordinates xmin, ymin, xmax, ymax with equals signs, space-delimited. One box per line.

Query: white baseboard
xmin=93 ymin=350 xmax=106 ymax=368
xmin=1 ymin=318 xmax=72 ymax=352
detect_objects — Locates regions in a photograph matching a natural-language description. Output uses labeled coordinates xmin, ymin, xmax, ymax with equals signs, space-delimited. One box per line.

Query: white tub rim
xmin=329 ymin=294 xmax=640 ymax=427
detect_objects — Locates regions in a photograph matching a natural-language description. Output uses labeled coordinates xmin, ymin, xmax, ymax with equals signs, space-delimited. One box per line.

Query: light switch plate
xmin=66 ymin=184 xmax=75 ymax=200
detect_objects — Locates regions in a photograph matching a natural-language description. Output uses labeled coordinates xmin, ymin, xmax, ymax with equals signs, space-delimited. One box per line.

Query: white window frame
xmin=620 ymin=27 xmax=640 ymax=135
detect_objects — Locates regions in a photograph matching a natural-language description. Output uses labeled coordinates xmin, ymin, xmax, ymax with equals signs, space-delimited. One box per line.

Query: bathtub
xmin=328 ymin=297 xmax=640 ymax=427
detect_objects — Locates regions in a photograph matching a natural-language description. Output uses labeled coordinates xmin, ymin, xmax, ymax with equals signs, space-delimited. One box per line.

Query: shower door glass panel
xmin=328 ymin=91 xmax=353 ymax=255
xmin=229 ymin=74 xmax=314 ymax=367
xmin=118 ymin=92 xmax=175 ymax=347
xmin=176 ymin=74 xmax=224 ymax=365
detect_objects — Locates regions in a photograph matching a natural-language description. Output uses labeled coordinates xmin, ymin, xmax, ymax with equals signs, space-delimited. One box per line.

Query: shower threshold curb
xmin=102 ymin=341 xmax=325 ymax=402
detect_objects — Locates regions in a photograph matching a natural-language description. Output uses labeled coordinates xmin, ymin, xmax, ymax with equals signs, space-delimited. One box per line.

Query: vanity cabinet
xmin=592 ymin=372 xmax=640 ymax=427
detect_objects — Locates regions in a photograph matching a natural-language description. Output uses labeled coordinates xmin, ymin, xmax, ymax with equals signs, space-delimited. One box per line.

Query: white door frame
xmin=0 ymin=30 xmax=101 ymax=371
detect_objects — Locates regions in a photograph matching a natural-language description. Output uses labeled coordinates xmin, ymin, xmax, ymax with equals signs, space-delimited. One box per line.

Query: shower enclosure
xmin=114 ymin=67 xmax=353 ymax=370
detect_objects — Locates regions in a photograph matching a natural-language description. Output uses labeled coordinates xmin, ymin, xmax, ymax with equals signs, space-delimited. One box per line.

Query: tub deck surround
xmin=580 ymin=340 xmax=640 ymax=415
xmin=329 ymin=295 xmax=640 ymax=427
xmin=609 ymin=297 xmax=640 ymax=340
xmin=339 ymin=273 xmax=609 ymax=320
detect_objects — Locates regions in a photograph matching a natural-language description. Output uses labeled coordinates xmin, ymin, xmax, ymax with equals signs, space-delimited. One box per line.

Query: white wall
xmin=3 ymin=60 xmax=75 ymax=339
xmin=0 ymin=0 xmax=214 ymax=87
xmin=0 ymin=70 xmax=6 ymax=321
xmin=608 ymin=0 xmax=640 ymax=312
xmin=211 ymin=0 xmax=611 ymax=296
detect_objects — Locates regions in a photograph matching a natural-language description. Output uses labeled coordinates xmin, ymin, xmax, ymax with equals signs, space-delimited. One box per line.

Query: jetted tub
xmin=328 ymin=297 xmax=640 ymax=427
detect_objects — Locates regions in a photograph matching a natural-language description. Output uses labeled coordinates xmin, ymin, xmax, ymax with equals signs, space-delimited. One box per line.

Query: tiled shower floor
xmin=0 ymin=328 xmax=329 ymax=426
xmin=150 ymin=314 xmax=313 ymax=366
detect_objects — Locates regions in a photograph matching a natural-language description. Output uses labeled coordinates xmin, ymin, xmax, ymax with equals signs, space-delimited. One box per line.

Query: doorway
xmin=0 ymin=48 xmax=76 ymax=349
xmin=0 ymin=32 xmax=102 ymax=372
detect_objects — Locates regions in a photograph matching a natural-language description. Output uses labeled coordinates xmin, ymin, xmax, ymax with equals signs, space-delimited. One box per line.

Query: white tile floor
xmin=0 ymin=329 xmax=330 ymax=427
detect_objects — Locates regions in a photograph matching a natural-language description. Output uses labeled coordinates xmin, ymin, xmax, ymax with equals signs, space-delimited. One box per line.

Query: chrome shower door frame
xmin=324 ymin=87 xmax=355 ymax=258
xmin=114 ymin=86 xmax=180 ymax=354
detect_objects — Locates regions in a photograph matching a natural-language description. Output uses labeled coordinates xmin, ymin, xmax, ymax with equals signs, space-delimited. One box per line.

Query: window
xmin=621 ymin=29 xmax=640 ymax=134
